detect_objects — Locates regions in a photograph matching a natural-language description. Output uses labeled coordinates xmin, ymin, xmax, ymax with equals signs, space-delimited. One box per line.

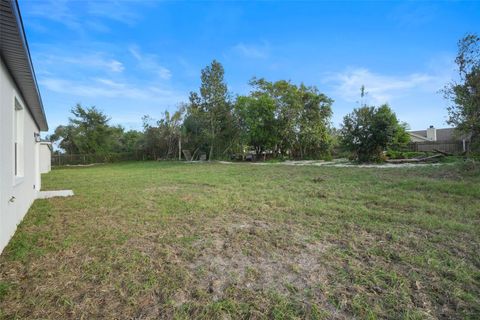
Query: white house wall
xmin=0 ymin=57 xmax=41 ymax=254
xmin=39 ymin=143 xmax=51 ymax=173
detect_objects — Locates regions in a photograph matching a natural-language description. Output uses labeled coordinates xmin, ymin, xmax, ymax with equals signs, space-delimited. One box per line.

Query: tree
xmin=123 ymin=130 xmax=143 ymax=152
xmin=248 ymin=78 xmax=333 ymax=158
xmin=158 ymin=109 xmax=183 ymax=159
xmin=183 ymin=94 xmax=210 ymax=159
xmin=235 ymin=94 xmax=277 ymax=156
xmin=185 ymin=60 xmax=237 ymax=159
xmin=297 ymin=84 xmax=334 ymax=158
xmin=69 ymin=104 xmax=114 ymax=154
xmin=139 ymin=109 xmax=184 ymax=160
xmin=139 ymin=115 xmax=162 ymax=159
xmin=49 ymin=104 xmax=115 ymax=154
xmin=49 ymin=124 xmax=79 ymax=154
xmin=341 ymin=104 xmax=409 ymax=162
xmin=443 ymin=33 xmax=480 ymax=151
xmin=49 ymin=104 xmax=144 ymax=155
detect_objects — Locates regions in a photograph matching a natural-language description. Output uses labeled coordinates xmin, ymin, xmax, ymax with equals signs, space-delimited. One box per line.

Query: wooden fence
xmin=407 ymin=140 xmax=469 ymax=154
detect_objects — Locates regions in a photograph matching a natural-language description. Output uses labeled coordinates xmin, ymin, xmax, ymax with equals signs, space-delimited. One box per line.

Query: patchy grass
xmin=0 ymin=161 xmax=479 ymax=319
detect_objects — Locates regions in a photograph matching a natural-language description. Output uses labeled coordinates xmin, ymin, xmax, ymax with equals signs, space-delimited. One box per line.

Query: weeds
xmin=0 ymin=161 xmax=478 ymax=319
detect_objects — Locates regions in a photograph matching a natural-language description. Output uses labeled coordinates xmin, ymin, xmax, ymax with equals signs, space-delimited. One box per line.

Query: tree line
xmin=50 ymin=34 xmax=479 ymax=162
xmin=50 ymin=60 xmax=341 ymax=161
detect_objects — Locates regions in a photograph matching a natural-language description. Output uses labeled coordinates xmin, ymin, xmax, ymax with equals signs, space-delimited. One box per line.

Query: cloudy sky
xmin=18 ymin=0 xmax=479 ymax=134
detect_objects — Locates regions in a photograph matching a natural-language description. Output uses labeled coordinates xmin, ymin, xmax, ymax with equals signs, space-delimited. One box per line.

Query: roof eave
xmin=1 ymin=0 xmax=48 ymax=131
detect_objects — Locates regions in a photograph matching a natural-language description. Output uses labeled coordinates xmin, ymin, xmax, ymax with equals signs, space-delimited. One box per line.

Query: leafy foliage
xmin=235 ymin=94 xmax=277 ymax=155
xmin=49 ymin=104 xmax=128 ymax=155
xmin=341 ymin=104 xmax=409 ymax=162
xmin=182 ymin=60 xmax=238 ymax=160
xmin=50 ymin=61 xmax=415 ymax=163
xmin=138 ymin=110 xmax=183 ymax=160
xmin=443 ymin=33 xmax=480 ymax=152
xmin=242 ymin=78 xmax=334 ymax=158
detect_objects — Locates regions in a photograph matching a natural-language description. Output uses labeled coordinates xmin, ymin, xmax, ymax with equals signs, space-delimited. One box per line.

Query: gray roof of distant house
xmin=408 ymin=128 xmax=465 ymax=141
xmin=0 ymin=0 xmax=48 ymax=131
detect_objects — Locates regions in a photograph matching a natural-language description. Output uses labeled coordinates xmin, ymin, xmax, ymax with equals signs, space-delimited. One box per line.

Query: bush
xmin=460 ymin=158 xmax=480 ymax=175
xmin=341 ymin=105 xmax=409 ymax=163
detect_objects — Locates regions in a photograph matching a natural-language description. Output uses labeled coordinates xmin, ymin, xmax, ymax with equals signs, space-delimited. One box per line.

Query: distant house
xmin=407 ymin=126 xmax=470 ymax=153
xmin=0 ymin=0 xmax=49 ymax=253
xmin=408 ymin=126 xmax=461 ymax=142
xmin=408 ymin=126 xmax=470 ymax=142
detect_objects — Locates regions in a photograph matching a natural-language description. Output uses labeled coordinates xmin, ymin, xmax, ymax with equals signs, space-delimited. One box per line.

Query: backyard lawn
xmin=0 ymin=161 xmax=479 ymax=319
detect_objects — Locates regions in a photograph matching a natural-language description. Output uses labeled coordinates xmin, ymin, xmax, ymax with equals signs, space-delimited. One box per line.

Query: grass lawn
xmin=0 ymin=161 xmax=479 ymax=319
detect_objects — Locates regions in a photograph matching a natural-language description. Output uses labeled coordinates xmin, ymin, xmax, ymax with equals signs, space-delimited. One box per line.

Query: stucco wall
xmin=40 ymin=143 xmax=52 ymax=173
xmin=408 ymin=134 xmax=427 ymax=142
xmin=0 ymin=57 xmax=41 ymax=254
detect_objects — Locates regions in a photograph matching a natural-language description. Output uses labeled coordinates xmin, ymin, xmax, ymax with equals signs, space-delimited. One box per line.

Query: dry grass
xmin=0 ymin=161 xmax=479 ymax=319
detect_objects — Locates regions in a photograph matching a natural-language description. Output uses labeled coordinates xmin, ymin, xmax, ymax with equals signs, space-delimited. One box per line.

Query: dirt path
xmin=216 ymin=159 xmax=443 ymax=168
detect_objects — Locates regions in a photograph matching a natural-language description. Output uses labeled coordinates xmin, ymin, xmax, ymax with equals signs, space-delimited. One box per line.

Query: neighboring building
xmin=408 ymin=126 xmax=464 ymax=142
xmin=407 ymin=126 xmax=470 ymax=153
xmin=0 ymin=0 xmax=49 ymax=253
xmin=39 ymin=141 xmax=52 ymax=173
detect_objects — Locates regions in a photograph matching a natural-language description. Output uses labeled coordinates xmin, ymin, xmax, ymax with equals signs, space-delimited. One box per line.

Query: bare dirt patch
xmin=181 ymin=217 xmax=344 ymax=315
xmin=217 ymin=159 xmax=444 ymax=168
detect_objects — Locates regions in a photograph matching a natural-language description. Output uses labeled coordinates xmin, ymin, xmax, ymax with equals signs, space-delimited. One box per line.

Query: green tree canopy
xmin=443 ymin=33 xmax=480 ymax=151
xmin=235 ymin=94 xmax=277 ymax=155
xmin=184 ymin=60 xmax=238 ymax=159
xmin=139 ymin=110 xmax=184 ymax=160
xmin=49 ymin=104 xmax=143 ymax=155
xmin=247 ymin=78 xmax=333 ymax=158
xmin=341 ymin=104 xmax=409 ymax=162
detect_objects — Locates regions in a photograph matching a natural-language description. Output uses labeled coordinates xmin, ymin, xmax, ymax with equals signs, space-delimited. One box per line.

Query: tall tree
xmin=183 ymin=94 xmax=210 ymax=159
xmin=186 ymin=60 xmax=237 ymax=159
xmin=443 ymin=33 xmax=480 ymax=151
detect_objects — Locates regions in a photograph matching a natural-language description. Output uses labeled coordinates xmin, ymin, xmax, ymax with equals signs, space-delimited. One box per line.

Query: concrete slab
xmin=37 ymin=190 xmax=74 ymax=199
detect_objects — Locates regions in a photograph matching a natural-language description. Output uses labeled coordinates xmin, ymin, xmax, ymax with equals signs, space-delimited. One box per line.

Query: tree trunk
xmin=178 ymin=135 xmax=182 ymax=160
xmin=209 ymin=121 xmax=215 ymax=161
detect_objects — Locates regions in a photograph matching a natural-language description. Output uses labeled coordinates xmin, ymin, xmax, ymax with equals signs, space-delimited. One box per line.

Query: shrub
xmin=341 ymin=105 xmax=409 ymax=163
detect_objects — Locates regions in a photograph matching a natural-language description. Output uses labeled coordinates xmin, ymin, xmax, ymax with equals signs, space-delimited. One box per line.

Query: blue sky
xmin=19 ymin=0 xmax=479 ymax=134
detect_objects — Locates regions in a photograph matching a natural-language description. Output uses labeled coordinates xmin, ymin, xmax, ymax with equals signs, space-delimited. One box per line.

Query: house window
xmin=14 ymin=98 xmax=24 ymax=177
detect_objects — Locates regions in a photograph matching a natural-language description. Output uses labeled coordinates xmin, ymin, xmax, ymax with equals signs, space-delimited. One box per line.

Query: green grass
xmin=0 ymin=161 xmax=479 ymax=319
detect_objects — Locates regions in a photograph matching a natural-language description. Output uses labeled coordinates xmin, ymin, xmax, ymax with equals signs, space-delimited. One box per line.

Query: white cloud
xmin=107 ymin=60 xmax=125 ymax=73
xmin=233 ymin=42 xmax=269 ymax=59
xmin=129 ymin=46 xmax=171 ymax=80
xmin=35 ymin=52 xmax=124 ymax=74
xmin=86 ymin=0 xmax=141 ymax=26
xmin=40 ymin=77 xmax=183 ymax=103
xmin=324 ymin=67 xmax=447 ymax=105
xmin=24 ymin=0 xmax=84 ymax=32
xmin=23 ymin=0 xmax=151 ymax=34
